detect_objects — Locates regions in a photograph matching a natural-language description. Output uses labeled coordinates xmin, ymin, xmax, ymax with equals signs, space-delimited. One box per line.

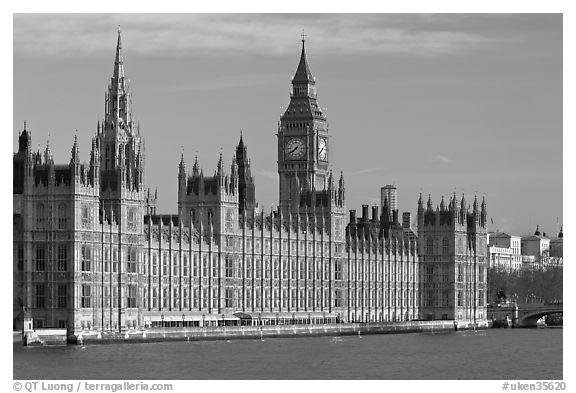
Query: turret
xmin=480 ymin=196 xmax=487 ymax=228
xmin=70 ymin=134 xmax=81 ymax=180
xmin=178 ymin=153 xmax=186 ymax=195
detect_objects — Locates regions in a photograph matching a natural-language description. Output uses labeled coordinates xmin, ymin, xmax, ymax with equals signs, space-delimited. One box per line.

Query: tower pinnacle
xmin=113 ymin=27 xmax=124 ymax=80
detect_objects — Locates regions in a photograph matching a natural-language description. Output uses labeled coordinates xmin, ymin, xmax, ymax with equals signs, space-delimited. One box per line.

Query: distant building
xmin=380 ymin=185 xmax=397 ymax=212
xmin=487 ymin=225 xmax=562 ymax=272
xmin=487 ymin=232 xmax=522 ymax=272
xmin=549 ymin=227 xmax=563 ymax=258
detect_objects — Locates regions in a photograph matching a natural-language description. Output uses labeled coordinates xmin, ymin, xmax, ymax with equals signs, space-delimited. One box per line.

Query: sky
xmin=12 ymin=13 xmax=563 ymax=237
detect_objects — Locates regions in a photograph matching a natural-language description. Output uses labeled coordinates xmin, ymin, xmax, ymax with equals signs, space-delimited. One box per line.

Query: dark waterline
xmin=14 ymin=328 xmax=562 ymax=380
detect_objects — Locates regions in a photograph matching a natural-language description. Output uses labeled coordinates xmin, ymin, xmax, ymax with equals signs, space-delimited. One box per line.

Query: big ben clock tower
xmin=278 ymin=35 xmax=329 ymax=215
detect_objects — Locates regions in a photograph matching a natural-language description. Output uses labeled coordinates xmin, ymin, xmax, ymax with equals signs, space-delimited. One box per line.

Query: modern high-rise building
xmin=13 ymin=30 xmax=488 ymax=337
xmin=381 ymin=185 xmax=397 ymax=212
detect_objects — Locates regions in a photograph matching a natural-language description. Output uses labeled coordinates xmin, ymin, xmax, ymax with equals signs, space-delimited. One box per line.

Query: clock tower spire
xmin=278 ymin=35 xmax=329 ymax=216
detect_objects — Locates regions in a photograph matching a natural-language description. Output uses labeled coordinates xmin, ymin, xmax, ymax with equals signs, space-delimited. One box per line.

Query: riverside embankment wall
xmin=19 ymin=320 xmax=469 ymax=346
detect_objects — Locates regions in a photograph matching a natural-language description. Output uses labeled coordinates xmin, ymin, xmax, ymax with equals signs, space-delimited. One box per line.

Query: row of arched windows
xmin=36 ymin=203 xmax=68 ymax=230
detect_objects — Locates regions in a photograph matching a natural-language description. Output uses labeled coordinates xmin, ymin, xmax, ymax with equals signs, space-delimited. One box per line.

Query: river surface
xmin=13 ymin=328 xmax=562 ymax=380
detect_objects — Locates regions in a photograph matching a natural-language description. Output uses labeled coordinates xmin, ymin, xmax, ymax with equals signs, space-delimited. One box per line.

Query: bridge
xmin=487 ymin=302 xmax=563 ymax=328
xmin=515 ymin=303 xmax=563 ymax=327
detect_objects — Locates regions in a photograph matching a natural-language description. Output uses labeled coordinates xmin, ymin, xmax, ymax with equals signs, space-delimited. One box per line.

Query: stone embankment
xmin=17 ymin=320 xmax=485 ymax=346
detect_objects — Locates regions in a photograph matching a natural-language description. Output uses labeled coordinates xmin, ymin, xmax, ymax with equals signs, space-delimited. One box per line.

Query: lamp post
xmin=221 ymin=314 xmax=225 ymax=327
xmin=160 ymin=314 xmax=164 ymax=328
xmin=202 ymin=313 xmax=205 ymax=328
xmin=292 ymin=312 xmax=296 ymax=325
xmin=182 ymin=314 xmax=185 ymax=328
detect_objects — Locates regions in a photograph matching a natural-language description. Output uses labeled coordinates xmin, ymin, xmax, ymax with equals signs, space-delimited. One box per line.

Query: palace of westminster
xmin=13 ymin=30 xmax=489 ymax=333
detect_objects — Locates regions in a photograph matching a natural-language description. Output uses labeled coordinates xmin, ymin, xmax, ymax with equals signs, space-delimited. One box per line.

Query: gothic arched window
xmin=442 ymin=238 xmax=449 ymax=254
xmin=426 ymin=237 xmax=433 ymax=254
xmin=58 ymin=203 xmax=67 ymax=229
xmin=81 ymin=204 xmax=91 ymax=228
xmin=36 ymin=203 xmax=46 ymax=229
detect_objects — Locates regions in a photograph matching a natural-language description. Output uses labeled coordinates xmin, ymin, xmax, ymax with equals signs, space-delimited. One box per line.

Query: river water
xmin=13 ymin=328 xmax=562 ymax=380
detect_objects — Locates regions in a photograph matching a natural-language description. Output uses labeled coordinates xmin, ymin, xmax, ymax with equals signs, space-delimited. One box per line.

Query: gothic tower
xmin=236 ymin=133 xmax=256 ymax=217
xmin=98 ymin=29 xmax=145 ymax=227
xmin=278 ymin=36 xmax=329 ymax=217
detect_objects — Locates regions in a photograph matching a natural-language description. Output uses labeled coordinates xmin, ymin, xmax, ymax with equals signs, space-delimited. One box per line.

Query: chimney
xmin=362 ymin=205 xmax=369 ymax=221
xmin=372 ymin=205 xmax=378 ymax=222
xmin=350 ymin=210 xmax=356 ymax=224
xmin=392 ymin=209 xmax=399 ymax=224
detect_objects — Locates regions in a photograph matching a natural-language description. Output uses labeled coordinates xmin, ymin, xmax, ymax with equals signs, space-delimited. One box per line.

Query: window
xmin=81 ymin=204 xmax=91 ymax=228
xmin=245 ymin=257 xmax=252 ymax=279
xmin=212 ymin=256 xmax=218 ymax=277
xmin=264 ymin=257 xmax=270 ymax=279
xmin=81 ymin=285 xmax=91 ymax=308
xmin=192 ymin=255 xmax=198 ymax=277
xmin=127 ymin=248 xmax=137 ymax=273
xmin=127 ymin=285 xmax=137 ymax=308
xmin=427 ymin=237 xmax=433 ymax=254
xmin=202 ymin=255 xmax=208 ymax=277
xmin=57 ymin=285 xmax=67 ymax=308
xmin=442 ymin=238 xmax=449 ymax=254
xmin=17 ymin=245 xmax=24 ymax=271
xmin=162 ymin=253 xmax=168 ymax=275
xmin=334 ymin=260 xmax=342 ymax=280
xmin=225 ymin=209 xmax=233 ymax=232
xmin=35 ymin=245 xmax=46 ymax=271
xmin=273 ymin=258 xmax=279 ymax=279
xmin=57 ymin=244 xmax=67 ymax=271
xmin=163 ymin=288 xmax=169 ymax=308
xmin=152 ymin=288 xmax=158 ymax=308
xmin=81 ymin=245 xmax=91 ymax=271
xmin=112 ymin=249 xmax=118 ymax=272
xmin=152 ymin=254 xmax=158 ymax=275
xmin=225 ymin=255 xmax=234 ymax=278
xmin=35 ymin=284 xmax=46 ymax=308
xmin=172 ymin=254 xmax=179 ymax=276
xmin=58 ymin=203 xmax=67 ymax=229
xmin=127 ymin=208 xmax=136 ymax=228
xmin=183 ymin=255 xmax=189 ymax=276
xmin=36 ymin=203 xmax=46 ymax=229
xmin=225 ymin=288 xmax=234 ymax=308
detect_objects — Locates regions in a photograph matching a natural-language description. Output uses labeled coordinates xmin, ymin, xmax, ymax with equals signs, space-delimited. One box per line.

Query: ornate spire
xmin=44 ymin=138 xmax=53 ymax=164
xmin=192 ymin=154 xmax=200 ymax=176
xmin=216 ymin=152 xmax=224 ymax=176
xmin=70 ymin=133 xmax=80 ymax=164
xmin=18 ymin=120 xmax=30 ymax=153
xmin=179 ymin=153 xmax=186 ymax=174
xmin=113 ymin=27 xmax=124 ymax=80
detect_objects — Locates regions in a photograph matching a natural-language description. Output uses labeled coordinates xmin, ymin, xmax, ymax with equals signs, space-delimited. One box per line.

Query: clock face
xmin=285 ymin=138 xmax=306 ymax=160
xmin=318 ymin=137 xmax=327 ymax=161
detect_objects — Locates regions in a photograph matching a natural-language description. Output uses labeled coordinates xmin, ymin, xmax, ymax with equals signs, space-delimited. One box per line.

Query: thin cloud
xmin=14 ymin=14 xmax=509 ymax=58
xmin=431 ymin=155 xmax=453 ymax=164
xmin=253 ymin=169 xmax=277 ymax=180
xmin=344 ymin=166 xmax=386 ymax=176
